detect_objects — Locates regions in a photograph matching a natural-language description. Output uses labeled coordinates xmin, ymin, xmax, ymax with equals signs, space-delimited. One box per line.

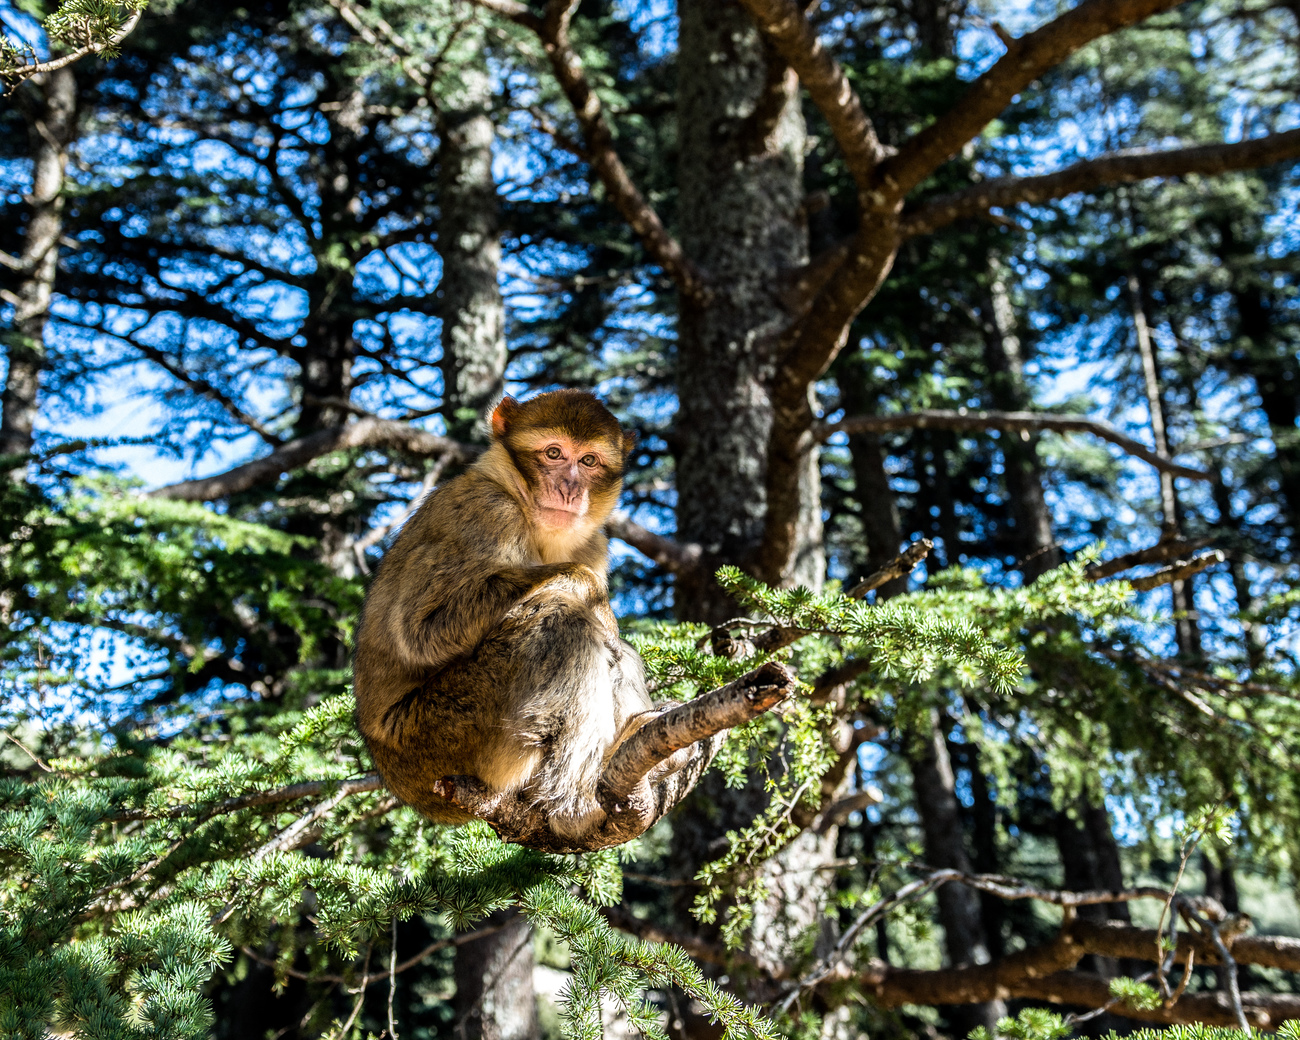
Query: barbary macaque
xmin=354 ymin=390 xmax=656 ymax=838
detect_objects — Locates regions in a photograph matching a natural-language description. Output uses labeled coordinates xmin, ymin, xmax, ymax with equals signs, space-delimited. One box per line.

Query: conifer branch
xmin=875 ymin=0 xmax=1190 ymax=198
xmin=1128 ymin=550 xmax=1226 ymax=591
xmin=847 ymin=539 xmax=934 ymax=597
xmin=147 ymin=420 xmax=478 ymax=501
xmin=1085 ymin=536 xmax=1215 ymax=580
xmin=467 ymin=0 xmax=707 ymax=303
xmin=105 ymin=775 xmax=384 ymax=824
xmin=819 ymin=410 xmax=1214 ymax=481
xmin=1 ymin=6 xmax=144 ymax=87
xmin=900 ymin=129 xmax=1300 ymax=237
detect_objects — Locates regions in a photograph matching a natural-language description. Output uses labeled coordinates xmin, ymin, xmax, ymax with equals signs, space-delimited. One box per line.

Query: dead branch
xmin=148 ymin=419 xmax=479 ymax=501
xmin=430 ymin=662 xmax=797 ymax=854
xmin=736 ymin=0 xmax=886 ymax=191
xmin=468 ymin=0 xmax=707 ymax=303
xmin=819 ymin=410 xmax=1213 ymax=481
xmin=847 ymin=539 xmax=934 ymax=598
xmin=1129 ymin=551 xmax=1226 ymax=591
xmin=900 ymin=129 xmax=1300 ymax=238
xmin=1085 ymin=536 xmax=1215 ymax=580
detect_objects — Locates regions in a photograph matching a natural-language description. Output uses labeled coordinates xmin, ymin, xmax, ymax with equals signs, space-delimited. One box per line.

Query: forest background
xmin=2 ymin=0 xmax=1300 ymax=1038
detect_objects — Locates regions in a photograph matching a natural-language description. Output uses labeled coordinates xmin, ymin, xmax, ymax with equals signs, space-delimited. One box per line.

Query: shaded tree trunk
xmin=907 ymin=710 xmax=1006 ymax=1035
xmin=1 ymin=68 xmax=76 ymax=480
xmin=983 ymin=261 xmax=1058 ymax=579
xmin=435 ymin=57 xmax=537 ymax=1040
xmin=1128 ymin=273 xmax=1202 ymax=658
xmin=674 ymin=0 xmax=821 ymax=621
xmin=454 ymin=912 xmax=539 ymax=1040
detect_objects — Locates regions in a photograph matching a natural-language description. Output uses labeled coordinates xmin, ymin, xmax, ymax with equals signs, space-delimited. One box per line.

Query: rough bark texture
xmin=432 ymin=62 xmax=534 ymax=1037
xmin=454 ymin=911 xmax=539 ymax=1040
xmin=674 ymin=0 xmax=821 ymax=621
xmin=437 ymin=50 xmax=507 ymax=445
xmin=1 ymin=67 xmax=76 ymax=478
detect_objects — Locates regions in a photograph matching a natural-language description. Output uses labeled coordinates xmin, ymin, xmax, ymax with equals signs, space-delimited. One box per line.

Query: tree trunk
xmin=436 ymin=52 xmax=506 ymax=444
xmin=1 ymin=68 xmax=76 ymax=480
xmin=983 ymin=261 xmax=1058 ymax=579
xmin=907 ymin=710 xmax=1006 ymax=1034
xmin=673 ymin=0 xmax=820 ymax=621
xmin=1128 ymin=273 xmax=1202 ymax=658
xmin=434 ymin=58 xmax=536 ymax=1040
xmin=454 ymin=912 xmax=539 ymax=1040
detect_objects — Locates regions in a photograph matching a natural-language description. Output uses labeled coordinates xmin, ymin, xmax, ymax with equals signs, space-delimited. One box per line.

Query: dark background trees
xmin=2 ymin=0 xmax=1300 ymax=1038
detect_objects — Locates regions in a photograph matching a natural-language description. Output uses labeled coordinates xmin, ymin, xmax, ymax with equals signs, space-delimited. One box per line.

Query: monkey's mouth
xmin=536 ymin=504 xmax=587 ymax=526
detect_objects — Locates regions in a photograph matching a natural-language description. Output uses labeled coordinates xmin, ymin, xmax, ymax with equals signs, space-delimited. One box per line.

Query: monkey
xmin=353 ymin=389 xmax=657 ymax=839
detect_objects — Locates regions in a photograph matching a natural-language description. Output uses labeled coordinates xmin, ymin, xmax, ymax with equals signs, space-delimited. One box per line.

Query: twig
xmin=1128 ymin=551 xmax=1226 ymax=591
xmin=2 ymin=731 xmax=54 ymax=772
xmin=847 ymin=539 xmax=934 ymax=598
xmin=2 ymin=7 xmax=143 ymax=85
xmin=1085 ymin=536 xmax=1214 ymax=580
xmin=104 ymin=774 xmax=384 ymax=824
xmin=388 ymin=917 xmax=400 ymax=1039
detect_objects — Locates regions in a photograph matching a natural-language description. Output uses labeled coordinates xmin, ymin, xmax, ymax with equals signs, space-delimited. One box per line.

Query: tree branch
xmin=1085 ymin=536 xmax=1214 ymax=580
xmin=104 ymin=775 xmax=384 ymax=824
xmin=901 ymin=129 xmax=1300 ymax=237
xmin=605 ymin=512 xmax=708 ymax=579
xmin=818 ymin=410 xmax=1214 ymax=481
xmin=1 ymin=8 xmax=143 ymax=87
xmin=470 ymin=0 xmax=707 ymax=303
xmin=847 ymin=539 xmax=934 ymax=597
xmin=1128 ymin=550 xmax=1226 ymax=591
xmin=735 ymin=0 xmax=886 ymax=192
xmin=429 ymin=662 xmax=797 ymax=854
xmin=876 ymin=0 xmax=1189 ymax=198
xmin=147 ymin=419 xmax=479 ymax=501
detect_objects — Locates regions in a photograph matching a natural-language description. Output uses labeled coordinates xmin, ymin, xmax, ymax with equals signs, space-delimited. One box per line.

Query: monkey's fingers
xmin=598 ymin=661 xmax=796 ymax=806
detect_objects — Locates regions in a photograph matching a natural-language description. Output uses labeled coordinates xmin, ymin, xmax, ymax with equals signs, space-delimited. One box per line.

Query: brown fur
xmin=353 ymin=390 xmax=652 ymax=837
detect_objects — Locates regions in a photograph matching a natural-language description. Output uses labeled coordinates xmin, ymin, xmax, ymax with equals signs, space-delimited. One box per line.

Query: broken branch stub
xmin=430 ymin=661 xmax=796 ymax=854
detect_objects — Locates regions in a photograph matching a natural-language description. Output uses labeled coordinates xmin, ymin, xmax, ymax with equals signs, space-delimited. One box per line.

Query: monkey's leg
xmin=495 ymin=600 xmax=640 ymax=839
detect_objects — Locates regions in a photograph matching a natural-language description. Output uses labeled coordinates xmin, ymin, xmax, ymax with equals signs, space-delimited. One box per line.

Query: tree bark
xmin=454 ymin=912 xmax=539 ymax=1040
xmin=436 ymin=50 xmax=507 ymax=445
xmin=433 ymin=55 xmax=535 ymax=1038
xmin=673 ymin=0 xmax=821 ymax=621
xmin=1 ymin=67 xmax=76 ymax=479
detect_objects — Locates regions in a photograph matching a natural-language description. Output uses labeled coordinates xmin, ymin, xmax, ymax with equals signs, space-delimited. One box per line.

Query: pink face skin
xmin=529 ymin=435 xmax=610 ymax=529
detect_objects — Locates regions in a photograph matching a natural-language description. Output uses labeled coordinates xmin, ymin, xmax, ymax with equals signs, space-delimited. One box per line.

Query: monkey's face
xmin=513 ymin=430 xmax=624 ymax=530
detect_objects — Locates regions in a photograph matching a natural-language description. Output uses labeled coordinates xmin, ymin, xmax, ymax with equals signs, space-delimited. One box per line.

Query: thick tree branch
xmin=1128 ymin=550 xmax=1226 ymax=591
xmin=901 ymin=129 xmax=1300 ymax=237
xmin=1085 ymin=536 xmax=1214 ymax=580
xmin=736 ymin=0 xmax=886 ymax=191
xmin=605 ymin=512 xmax=709 ymax=579
xmin=469 ymin=0 xmax=706 ymax=303
xmin=430 ymin=662 xmax=797 ymax=854
xmin=876 ymin=0 xmax=1190 ymax=198
xmin=148 ymin=418 xmax=479 ymax=501
xmin=818 ymin=410 xmax=1214 ymax=481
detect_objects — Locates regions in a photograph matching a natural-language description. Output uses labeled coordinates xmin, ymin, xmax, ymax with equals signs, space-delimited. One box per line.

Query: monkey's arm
xmin=383 ymin=561 xmax=605 ymax=676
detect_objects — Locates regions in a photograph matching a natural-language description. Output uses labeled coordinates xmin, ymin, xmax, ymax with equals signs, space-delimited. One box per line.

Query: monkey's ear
xmin=621 ymin=430 xmax=638 ymax=460
xmin=491 ymin=396 xmax=520 ymax=440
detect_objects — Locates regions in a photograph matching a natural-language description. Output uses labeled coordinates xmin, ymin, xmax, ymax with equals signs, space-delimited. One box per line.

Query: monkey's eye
xmin=579 ymin=454 xmax=598 ymax=468
xmin=545 ymin=446 xmax=564 ymax=460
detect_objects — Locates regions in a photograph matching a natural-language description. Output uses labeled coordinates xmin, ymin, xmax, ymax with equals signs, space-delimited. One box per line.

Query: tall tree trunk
xmin=907 ymin=710 xmax=1006 ymax=1034
xmin=983 ymin=261 xmax=1058 ymax=579
xmin=436 ymin=55 xmax=506 ymax=444
xmin=1 ymin=68 xmax=76 ymax=480
xmin=674 ymin=0 xmax=820 ymax=621
xmin=1128 ymin=274 xmax=1201 ymax=659
xmin=454 ymin=912 xmax=539 ymax=1040
xmin=433 ymin=57 xmax=537 ymax=1040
